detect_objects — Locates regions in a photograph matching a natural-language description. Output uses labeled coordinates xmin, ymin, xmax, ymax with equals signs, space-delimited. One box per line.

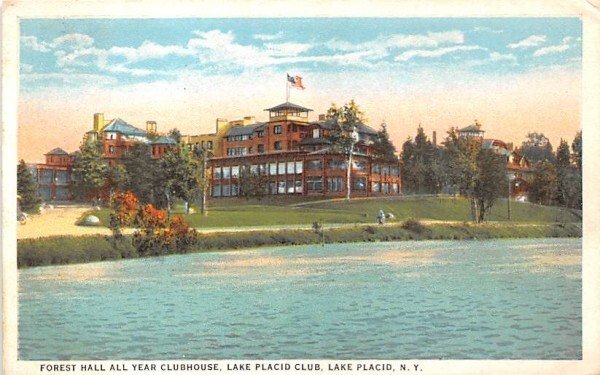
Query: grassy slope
xmin=83 ymin=196 xmax=580 ymax=229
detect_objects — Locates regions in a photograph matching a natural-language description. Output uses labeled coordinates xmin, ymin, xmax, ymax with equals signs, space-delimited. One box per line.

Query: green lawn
xmin=84 ymin=196 xmax=580 ymax=229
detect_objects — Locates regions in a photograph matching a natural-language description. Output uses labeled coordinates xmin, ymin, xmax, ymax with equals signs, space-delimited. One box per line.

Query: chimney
xmin=243 ymin=116 xmax=255 ymax=126
xmin=432 ymin=131 xmax=437 ymax=146
xmin=216 ymin=118 xmax=228 ymax=133
xmin=146 ymin=121 xmax=157 ymax=133
xmin=318 ymin=114 xmax=326 ymax=121
xmin=93 ymin=113 xmax=104 ymax=132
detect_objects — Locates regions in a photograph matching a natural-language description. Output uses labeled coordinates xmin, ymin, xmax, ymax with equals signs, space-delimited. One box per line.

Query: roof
xmin=102 ymin=118 xmax=147 ymax=137
xmin=45 ymin=147 xmax=69 ymax=155
xmin=458 ymin=124 xmax=484 ymax=133
xmin=313 ymin=119 xmax=378 ymax=135
xmin=264 ymin=102 xmax=313 ymax=112
xmin=226 ymin=123 xmax=266 ymax=137
xmin=152 ymin=136 xmax=177 ymax=145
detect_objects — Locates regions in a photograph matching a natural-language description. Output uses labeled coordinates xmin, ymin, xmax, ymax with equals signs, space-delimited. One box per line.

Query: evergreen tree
xmin=168 ymin=128 xmax=182 ymax=143
xmin=371 ymin=122 xmax=397 ymax=162
xmin=555 ymin=139 xmax=572 ymax=207
xmin=571 ymin=131 xmax=582 ymax=209
xmin=400 ymin=126 xmax=445 ymax=194
xmin=72 ymin=140 xmax=108 ymax=201
xmin=572 ymin=131 xmax=582 ymax=172
xmin=518 ymin=132 xmax=555 ymax=164
xmin=17 ymin=160 xmax=41 ymax=211
xmin=528 ymin=160 xmax=560 ymax=206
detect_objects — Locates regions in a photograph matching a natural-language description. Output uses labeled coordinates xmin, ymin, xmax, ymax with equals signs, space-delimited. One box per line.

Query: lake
xmin=18 ymin=238 xmax=581 ymax=360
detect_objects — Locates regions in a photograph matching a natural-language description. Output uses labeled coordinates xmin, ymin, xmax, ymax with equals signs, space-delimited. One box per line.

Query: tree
xmin=168 ymin=128 xmax=182 ymax=143
xmin=122 ymin=143 xmax=159 ymax=205
xmin=572 ymin=131 xmax=582 ymax=172
xmin=104 ymin=164 xmax=128 ymax=201
xmin=157 ymin=146 xmax=202 ymax=213
xmin=17 ymin=160 xmax=41 ymax=211
xmin=571 ymin=131 xmax=582 ymax=209
xmin=327 ymin=100 xmax=365 ymax=200
xmin=518 ymin=132 xmax=555 ymax=164
xmin=474 ymin=148 xmax=507 ymax=223
xmin=400 ymin=126 xmax=444 ymax=194
xmin=371 ymin=122 xmax=397 ymax=162
xmin=528 ymin=160 xmax=559 ymax=206
xmin=238 ymin=165 xmax=269 ymax=200
xmin=72 ymin=140 xmax=108 ymax=201
xmin=555 ymin=139 xmax=572 ymax=207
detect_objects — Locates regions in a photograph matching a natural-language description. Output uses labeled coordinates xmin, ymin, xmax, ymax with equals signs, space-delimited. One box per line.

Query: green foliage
xmin=72 ymin=140 xmax=108 ymax=201
xmin=529 ymin=160 xmax=560 ymax=205
xmin=401 ymin=126 xmax=446 ymax=194
xmin=157 ymin=146 xmax=202 ymax=212
xmin=122 ymin=143 xmax=160 ymax=206
xmin=518 ymin=132 xmax=555 ymax=164
xmin=17 ymin=159 xmax=41 ymax=211
xmin=327 ymin=100 xmax=365 ymax=154
xmin=371 ymin=122 xmax=398 ymax=162
xmin=474 ymin=148 xmax=507 ymax=223
xmin=572 ymin=131 xmax=582 ymax=172
xmin=105 ymin=164 xmax=128 ymax=198
xmin=167 ymin=128 xmax=182 ymax=143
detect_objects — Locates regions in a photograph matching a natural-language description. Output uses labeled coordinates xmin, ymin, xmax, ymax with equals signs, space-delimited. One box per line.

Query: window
xmin=258 ymin=144 xmax=265 ymax=154
xmin=278 ymin=181 xmax=286 ymax=194
xmin=259 ymin=164 xmax=267 ymax=175
xmin=269 ymin=181 xmax=277 ymax=195
xmin=353 ymin=160 xmax=366 ymax=170
xmin=269 ymin=163 xmax=277 ymax=175
xmin=328 ymin=159 xmax=347 ymax=170
xmin=250 ymin=164 xmax=258 ymax=174
xmin=213 ymin=167 xmax=222 ymax=179
xmin=295 ymin=180 xmax=303 ymax=193
xmin=391 ymin=165 xmax=399 ymax=176
xmin=212 ymin=185 xmax=221 ymax=197
xmin=274 ymin=125 xmax=282 ymax=134
xmin=222 ymin=166 xmax=231 ymax=179
xmin=313 ymin=128 xmax=320 ymax=138
xmin=295 ymin=161 xmax=303 ymax=174
xmin=109 ymin=146 xmax=115 ymax=154
xmin=382 ymin=183 xmax=390 ymax=193
xmin=306 ymin=159 xmax=322 ymax=171
xmin=222 ymin=184 xmax=231 ymax=197
xmin=274 ymin=141 xmax=282 ymax=150
xmin=382 ymin=165 xmax=390 ymax=175
xmin=231 ymin=166 xmax=240 ymax=178
xmin=231 ymin=184 xmax=239 ymax=196
xmin=257 ymin=130 xmax=265 ymax=138
xmin=278 ymin=163 xmax=286 ymax=175
xmin=328 ymin=177 xmax=344 ymax=192
xmin=306 ymin=177 xmax=323 ymax=191
xmin=353 ymin=177 xmax=367 ymax=191
xmin=392 ymin=183 xmax=399 ymax=194
xmin=372 ymin=181 xmax=380 ymax=192
xmin=287 ymin=180 xmax=295 ymax=194
xmin=207 ymin=141 xmax=213 ymax=149
xmin=248 ymin=147 xmax=253 ymax=154
xmin=287 ymin=162 xmax=295 ymax=174
xmin=372 ymin=164 xmax=381 ymax=174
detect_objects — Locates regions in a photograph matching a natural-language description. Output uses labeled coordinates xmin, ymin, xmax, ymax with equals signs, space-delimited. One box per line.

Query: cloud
xmin=253 ymin=32 xmax=284 ymax=41
xmin=507 ymin=35 xmax=546 ymax=49
xmin=394 ymin=45 xmax=484 ymax=62
xmin=263 ymin=42 xmax=312 ymax=56
xmin=533 ymin=44 xmax=570 ymax=57
xmin=21 ymin=36 xmax=52 ymax=52
xmin=327 ymin=30 xmax=465 ymax=52
xmin=52 ymin=33 xmax=94 ymax=49
xmin=472 ymin=26 xmax=504 ymax=34
xmin=20 ymin=63 xmax=34 ymax=73
xmin=489 ymin=52 xmax=517 ymax=62
xmin=108 ymin=40 xmax=194 ymax=63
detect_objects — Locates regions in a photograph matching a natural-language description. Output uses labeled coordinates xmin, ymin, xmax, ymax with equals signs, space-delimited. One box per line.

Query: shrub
xmin=401 ymin=218 xmax=428 ymax=235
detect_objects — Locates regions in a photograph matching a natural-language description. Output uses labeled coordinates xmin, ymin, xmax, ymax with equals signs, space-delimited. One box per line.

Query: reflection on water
xmin=19 ymin=238 xmax=581 ymax=360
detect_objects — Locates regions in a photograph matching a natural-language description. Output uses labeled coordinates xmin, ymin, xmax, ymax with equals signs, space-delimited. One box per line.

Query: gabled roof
xmin=226 ymin=123 xmax=266 ymax=137
xmin=45 ymin=147 xmax=69 ymax=155
xmin=103 ymin=118 xmax=147 ymax=137
xmin=264 ymin=102 xmax=313 ymax=112
xmin=152 ymin=136 xmax=177 ymax=145
xmin=313 ymin=119 xmax=378 ymax=136
xmin=458 ymin=124 xmax=484 ymax=133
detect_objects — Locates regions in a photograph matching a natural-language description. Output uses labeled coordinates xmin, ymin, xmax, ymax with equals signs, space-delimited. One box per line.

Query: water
xmin=18 ymin=238 xmax=581 ymax=360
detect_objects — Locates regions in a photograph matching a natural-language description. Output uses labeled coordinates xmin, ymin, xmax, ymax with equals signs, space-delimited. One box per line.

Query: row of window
xmin=214 ymin=161 xmax=304 ymax=179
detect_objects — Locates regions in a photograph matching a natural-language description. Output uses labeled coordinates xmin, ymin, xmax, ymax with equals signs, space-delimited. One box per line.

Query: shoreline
xmin=17 ymin=221 xmax=582 ymax=269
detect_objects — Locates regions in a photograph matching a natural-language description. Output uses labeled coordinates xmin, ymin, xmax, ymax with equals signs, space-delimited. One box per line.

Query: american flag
xmin=287 ymin=74 xmax=305 ymax=90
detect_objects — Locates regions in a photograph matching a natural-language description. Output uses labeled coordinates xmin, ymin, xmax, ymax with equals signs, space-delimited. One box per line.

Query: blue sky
xmin=18 ymin=18 xmax=582 ymax=162
xmin=20 ymin=18 xmax=581 ymax=90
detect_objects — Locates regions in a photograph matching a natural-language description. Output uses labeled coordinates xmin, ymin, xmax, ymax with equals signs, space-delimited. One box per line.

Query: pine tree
xmin=17 ymin=160 xmax=41 ymax=211
xmin=372 ymin=122 xmax=397 ymax=162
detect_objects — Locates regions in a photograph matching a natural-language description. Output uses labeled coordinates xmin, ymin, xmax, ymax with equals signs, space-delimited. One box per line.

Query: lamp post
xmin=346 ymin=128 xmax=359 ymax=201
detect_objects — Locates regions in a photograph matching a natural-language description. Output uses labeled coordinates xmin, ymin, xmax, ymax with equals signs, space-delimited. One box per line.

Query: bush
xmin=401 ymin=219 xmax=428 ymax=235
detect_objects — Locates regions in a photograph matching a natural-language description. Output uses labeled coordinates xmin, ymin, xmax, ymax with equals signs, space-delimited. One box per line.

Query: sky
xmin=19 ymin=18 xmax=582 ymax=163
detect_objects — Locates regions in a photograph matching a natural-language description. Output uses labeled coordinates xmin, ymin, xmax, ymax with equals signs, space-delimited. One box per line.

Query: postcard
xmin=3 ymin=0 xmax=600 ymax=374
